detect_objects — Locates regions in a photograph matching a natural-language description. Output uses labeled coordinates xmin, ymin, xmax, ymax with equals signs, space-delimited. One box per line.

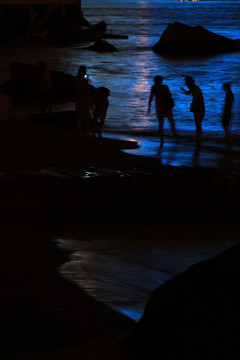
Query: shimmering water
xmin=0 ymin=1 xmax=240 ymax=138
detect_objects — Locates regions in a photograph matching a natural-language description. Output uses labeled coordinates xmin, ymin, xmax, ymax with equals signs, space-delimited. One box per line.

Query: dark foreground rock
xmin=153 ymin=21 xmax=240 ymax=55
xmin=123 ymin=243 xmax=240 ymax=360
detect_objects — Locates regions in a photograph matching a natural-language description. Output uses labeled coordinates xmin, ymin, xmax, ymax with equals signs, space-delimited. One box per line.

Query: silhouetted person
xmin=37 ymin=61 xmax=53 ymax=114
xmin=181 ymin=76 xmax=205 ymax=146
xmin=148 ymin=75 xmax=176 ymax=147
xmin=92 ymin=87 xmax=110 ymax=138
xmin=74 ymin=65 xmax=92 ymax=138
xmin=222 ymin=82 xmax=234 ymax=149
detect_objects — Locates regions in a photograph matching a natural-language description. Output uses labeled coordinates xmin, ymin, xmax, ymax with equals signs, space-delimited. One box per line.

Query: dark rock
xmin=153 ymin=21 xmax=240 ymax=55
xmin=123 ymin=243 xmax=240 ymax=360
xmin=87 ymin=39 xmax=118 ymax=52
xmin=49 ymin=20 xmax=107 ymax=45
xmin=103 ymin=33 xmax=128 ymax=39
xmin=1 ymin=61 xmax=75 ymax=100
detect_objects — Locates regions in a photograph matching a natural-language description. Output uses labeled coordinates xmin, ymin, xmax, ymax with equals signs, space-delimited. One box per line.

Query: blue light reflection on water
xmin=82 ymin=0 xmax=240 ymax=135
xmin=59 ymin=237 xmax=240 ymax=321
xmin=0 ymin=1 xmax=239 ymax=136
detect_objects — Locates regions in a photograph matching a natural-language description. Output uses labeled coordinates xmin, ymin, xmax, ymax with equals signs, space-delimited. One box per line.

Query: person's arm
xmin=180 ymin=87 xmax=191 ymax=95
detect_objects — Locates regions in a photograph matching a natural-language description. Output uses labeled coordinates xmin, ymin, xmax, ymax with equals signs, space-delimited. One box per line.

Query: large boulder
xmin=123 ymin=243 xmax=240 ymax=360
xmin=153 ymin=21 xmax=240 ymax=54
xmin=86 ymin=39 xmax=118 ymax=52
xmin=1 ymin=61 xmax=75 ymax=100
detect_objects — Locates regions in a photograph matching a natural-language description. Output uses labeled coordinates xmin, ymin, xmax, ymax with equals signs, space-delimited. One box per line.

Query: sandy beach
xmin=1 ymin=109 xmax=240 ymax=359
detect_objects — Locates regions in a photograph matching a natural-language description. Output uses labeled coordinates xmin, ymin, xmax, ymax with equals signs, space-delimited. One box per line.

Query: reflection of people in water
xmin=148 ymin=75 xmax=176 ymax=147
xmin=92 ymin=87 xmax=110 ymax=138
xmin=222 ymin=82 xmax=234 ymax=149
xmin=181 ymin=76 xmax=205 ymax=147
xmin=74 ymin=65 xmax=92 ymax=138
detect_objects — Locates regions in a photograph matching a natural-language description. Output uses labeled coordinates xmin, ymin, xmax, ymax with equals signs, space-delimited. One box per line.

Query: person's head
xmin=185 ymin=75 xmax=195 ymax=89
xmin=97 ymin=87 xmax=110 ymax=98
xmin=154 ymin=75 xmax=163 ymax=86
xmin=77 ymin=65 xmax=87 ymax=78
xmin=222 ymin=82 xmax=231 ymax=92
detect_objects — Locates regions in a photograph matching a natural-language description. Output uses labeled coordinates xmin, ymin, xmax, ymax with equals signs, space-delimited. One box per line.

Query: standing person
xmin=36 ymin=61 xmax=53 ymax=114
xmin=181 ymin=76 xmax=205 ymax=146
xmin=148 ymin=75 xmax=176 ymax=147
xmin=74 ymin=65 xmax=92 ymax=138
xmin=92 ymin=87 xmax=110 ymax=138
xmin=222 ymin=82 xmax=234 ymax=149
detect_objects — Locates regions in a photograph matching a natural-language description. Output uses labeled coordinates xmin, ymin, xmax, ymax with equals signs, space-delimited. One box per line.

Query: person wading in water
xmin=181 ymin=76 xmax=205 ymax=147
xmin=148 ymin=75 xmax=176 ymax=147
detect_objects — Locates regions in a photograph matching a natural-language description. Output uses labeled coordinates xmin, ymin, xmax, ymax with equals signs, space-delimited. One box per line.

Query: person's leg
xmin=167 ymin=111 xmax=177 ymax=138
xmin=158 ymin=117 xmax=164 ymax=146
xmin=76 ymin=106 xmax=83 ymax=138
xmin=224 ymin=126 xmax=232 ymax=149
xmin=84 ymin=117 xmax=91 ymax=138
xmin=98 ymin=115 xmax=106 ymax=138
xmin=92 ymin=113 xmax=98 ymax=136
xmin=194 ymin=113 xmax=203 ymax=146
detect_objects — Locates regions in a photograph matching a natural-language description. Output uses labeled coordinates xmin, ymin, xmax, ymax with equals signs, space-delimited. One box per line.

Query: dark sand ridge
xmin=1 ymin=110 xmax=240 ymax=359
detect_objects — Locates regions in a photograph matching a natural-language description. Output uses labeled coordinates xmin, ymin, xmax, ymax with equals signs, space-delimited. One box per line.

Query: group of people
xmin=36 ymin=63 xmax=234 ymax=147
xmin=34 ymin=63 xmax=110 ymax=139
xmin=74 ymin=65 xmax=110 ymax=138
xmin=148 ymin=75 xmax=234 ymax=149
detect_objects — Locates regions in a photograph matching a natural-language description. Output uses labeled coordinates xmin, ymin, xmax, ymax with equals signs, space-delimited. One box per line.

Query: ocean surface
xmin=0 ymin=0 xmax=240 ymax=140
xmin=1 ymin=0 xmax=240 ymax=321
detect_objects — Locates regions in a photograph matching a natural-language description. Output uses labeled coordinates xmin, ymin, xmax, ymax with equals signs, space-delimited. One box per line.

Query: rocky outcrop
xmin=153 ymin=21 xmax=240 ymax=54
xmin=86 ymin=39 xmax=118 ymax=52
xmin=0 ymin=61 xmax=75 ymax=100
xmin=123 ymin=243 xmax=240 ymax=360
xmin=48 ymin=20 xmax=107 ymax=45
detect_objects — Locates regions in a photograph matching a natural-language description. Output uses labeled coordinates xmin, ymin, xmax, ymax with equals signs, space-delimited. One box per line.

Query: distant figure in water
xmin=36 ymin=61 xmax=53 ymax=114
xmin=74 ymin=65 xmax=92 ymax=138
xmin=222 ymin=82 xmax=234 ymax=149
xmin=92 ymin=87 xmax=110 ymax=138
xmin=181 ymin=76 xmax=205 ymax=147
xmin=148 ymin=75 xmax=176 ymax=147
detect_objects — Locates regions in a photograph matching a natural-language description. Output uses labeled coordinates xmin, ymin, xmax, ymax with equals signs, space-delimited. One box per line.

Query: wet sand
xmin=1 ymin=110 xmax=240 ymax=359
xmin=105 ymin=132 xmax=240 ymax=172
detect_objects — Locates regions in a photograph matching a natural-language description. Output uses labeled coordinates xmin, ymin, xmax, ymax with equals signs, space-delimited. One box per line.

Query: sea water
xmin=1 ymin=0 xmax=240 ymax=321
xmin=0 ymin=1 xmax=239 ymax=139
